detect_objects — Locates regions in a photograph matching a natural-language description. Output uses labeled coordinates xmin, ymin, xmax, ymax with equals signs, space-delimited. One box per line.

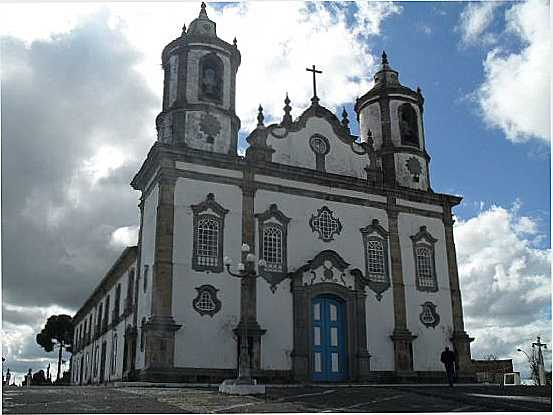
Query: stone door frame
xmin=291 ymin=276 xmax=370 ymax=382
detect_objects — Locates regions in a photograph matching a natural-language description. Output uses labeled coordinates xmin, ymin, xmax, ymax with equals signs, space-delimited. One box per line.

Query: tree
xmin=36 ymin=314 xmax=73 ymax=382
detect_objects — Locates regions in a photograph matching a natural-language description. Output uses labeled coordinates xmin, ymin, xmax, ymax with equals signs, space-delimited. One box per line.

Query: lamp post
xmin=517 ymin=348 xmax=540 ymax=385
xmin=219 ymin=243 xmax=267 ymax=394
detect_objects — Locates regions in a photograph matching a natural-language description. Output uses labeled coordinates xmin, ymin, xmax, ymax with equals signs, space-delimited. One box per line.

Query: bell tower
xmin=355 ymin=52 xmax=430 ymax=191
xmin=156 ymin=2 xmax=241 ymax=155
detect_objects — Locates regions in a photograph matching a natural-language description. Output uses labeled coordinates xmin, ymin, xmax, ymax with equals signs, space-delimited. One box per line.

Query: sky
xmin=1 ymin=0 xmax=551 ymax=382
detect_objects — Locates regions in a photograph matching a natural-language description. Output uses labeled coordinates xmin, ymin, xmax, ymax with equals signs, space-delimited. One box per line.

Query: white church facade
xmin=71 ymin=3 xmax=475 ymax=385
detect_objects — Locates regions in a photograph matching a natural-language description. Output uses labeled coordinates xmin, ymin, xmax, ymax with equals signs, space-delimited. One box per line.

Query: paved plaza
xmin=2 ymin=384 xmax=551 ymax=413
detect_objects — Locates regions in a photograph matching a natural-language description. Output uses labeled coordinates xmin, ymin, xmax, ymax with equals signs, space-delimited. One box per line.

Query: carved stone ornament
xmin=419 ymin=301 xmax=440 ymax=328
xmin=292 ymin=250 xmax=352 ymax=289
xmin=192 ymin=285 xmax=222 ymax=317
xmin=199 ymin=113 xmax=221 ymax=143
xmin=406 ymin=156 xmax=422 ymax=182
xmin=309 ymin=206 xmax=342 ymax=242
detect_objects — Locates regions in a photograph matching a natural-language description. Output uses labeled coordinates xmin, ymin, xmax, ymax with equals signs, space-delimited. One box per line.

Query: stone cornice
xmin=73 ymin=246 xmax=137 ymax=324
xmin=131 ymin=143 xmax=462 ymax=210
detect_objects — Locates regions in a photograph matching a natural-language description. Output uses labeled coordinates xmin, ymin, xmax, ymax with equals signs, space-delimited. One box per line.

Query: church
xmin=70 ymin=3 xmax=476 ymax=385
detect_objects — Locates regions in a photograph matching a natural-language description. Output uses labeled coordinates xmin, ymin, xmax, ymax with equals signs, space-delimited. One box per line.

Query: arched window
xmin=360 ymin=219 xmax=391 ymax=301
xmin=197 ymin=217 xmax=220 ymax=267
xmin=367 ymin=240 xmax=386 ymax=282
xmin=411 ymin=226 xmax=438 ymax=292
xmin=398 ymin=103 xmax=419 ymax=147
xmin=256 ymin=204 xmax=290 ymax=292
xmin=191 ymin=193 xmax=228 ymax=273
xmin=199 ymin=53 xmax=223 ymax=103
xmin=263 ymin=224 xmax=283 ymax=272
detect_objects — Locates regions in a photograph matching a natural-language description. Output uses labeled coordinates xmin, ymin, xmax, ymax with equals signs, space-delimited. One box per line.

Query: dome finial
xmin=282 ymin=93 xmax=292 ymax=127
xmin=382 ymin=50 xmax=388 ymax=65
xmin=199 ymin=2 xmax=208 ymax=18
xmin=257 ymin=105 xmax=265 ymax=127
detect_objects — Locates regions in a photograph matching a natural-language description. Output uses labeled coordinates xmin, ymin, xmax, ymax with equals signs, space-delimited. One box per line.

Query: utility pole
xmin=532 ymin=336 xmax=548 ymax=386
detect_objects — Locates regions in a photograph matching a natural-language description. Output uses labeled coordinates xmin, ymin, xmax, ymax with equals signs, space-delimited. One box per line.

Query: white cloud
xmin=457 ymin=1 xmax=500 ymax=46
xmin=470 ymin=0 xmax=551 ymax=143
xmin=454 ymin=203 xmax=551 ymax=375
xmin=110 ymin=225 xmax=139 ymax=248
xmin=1 ymin=2 xmax=401 ymax=133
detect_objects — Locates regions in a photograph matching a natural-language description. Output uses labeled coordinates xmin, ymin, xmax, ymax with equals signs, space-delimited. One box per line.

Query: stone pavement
xmin=2 ymin=384 xmax=551 ymax=413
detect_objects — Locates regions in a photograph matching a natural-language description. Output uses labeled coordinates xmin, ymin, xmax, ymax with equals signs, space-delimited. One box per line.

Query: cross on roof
xmin=306 ymin=65 xmax=322 ymax=104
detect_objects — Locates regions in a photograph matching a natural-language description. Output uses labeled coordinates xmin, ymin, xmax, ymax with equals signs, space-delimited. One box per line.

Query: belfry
xmin=71 ymin=3 xmax=475 ymax=385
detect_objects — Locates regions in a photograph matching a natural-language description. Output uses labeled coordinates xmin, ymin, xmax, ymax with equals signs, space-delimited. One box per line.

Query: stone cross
xmin=306 ymin=65 xmax=322 ymax=103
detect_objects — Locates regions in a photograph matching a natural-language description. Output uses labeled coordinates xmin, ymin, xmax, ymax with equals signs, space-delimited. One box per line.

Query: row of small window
xmin=72 ymin=333 xmax=118 ymax=384
xmin=191 ymin=195 xmax=438 ymax=292
xmin=75 ymin=270 xmax=136 ymax=351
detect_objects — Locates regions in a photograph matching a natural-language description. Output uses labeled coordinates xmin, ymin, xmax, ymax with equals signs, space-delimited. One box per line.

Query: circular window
xmin=309 ymin=135 xmax=329 ymax=155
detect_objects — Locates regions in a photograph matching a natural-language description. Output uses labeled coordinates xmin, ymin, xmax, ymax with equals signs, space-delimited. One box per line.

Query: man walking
xmin=440 ymin=346 xmax=456 ymax=387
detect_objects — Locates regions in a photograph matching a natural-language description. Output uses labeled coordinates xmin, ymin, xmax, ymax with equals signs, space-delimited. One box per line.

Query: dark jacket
xmin=440 ymin=349 xmax=456 ymax=368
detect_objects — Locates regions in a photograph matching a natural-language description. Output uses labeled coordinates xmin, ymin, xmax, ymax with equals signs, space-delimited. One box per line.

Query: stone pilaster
xmin=354 ymin=288 xmax=371 ymax=380
xmin=237 ymin=169 xmax=265 ymax=370
xmin=379 ymin=96 xmax=397 ymax=187
xmin=443 ymin=203 xmax=474 ymax=376
xmin=291 ymin=280 xmax=310 ymax=381
xmin=145 ymin=174 xmax=181 ymax=369
xmin=387 ymin=196 xmax=416 ymax=371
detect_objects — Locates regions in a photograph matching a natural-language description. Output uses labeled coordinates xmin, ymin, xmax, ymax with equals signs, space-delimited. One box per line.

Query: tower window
xmin=199 ymin=53 xmax=223 ymax=104
xmin=411 ymin=226 xmax=438 ymax=292
xmin=191 ymin=193 xmax=229 ymax=273
xmin=398 ymin=103 xmax=419 ymax=147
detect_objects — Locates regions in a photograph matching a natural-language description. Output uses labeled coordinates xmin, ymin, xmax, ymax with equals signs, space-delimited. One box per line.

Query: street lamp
xmin=219 ymin=243 xmax=267 ymax=395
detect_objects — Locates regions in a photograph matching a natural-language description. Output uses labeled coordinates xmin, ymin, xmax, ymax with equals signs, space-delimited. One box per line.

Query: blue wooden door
xmin=311 ymin=295 xmax=348 ymax=381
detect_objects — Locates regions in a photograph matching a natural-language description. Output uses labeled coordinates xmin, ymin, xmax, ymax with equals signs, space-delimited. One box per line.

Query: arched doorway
xmin=311 ymin=295 xmax=348 ymax=381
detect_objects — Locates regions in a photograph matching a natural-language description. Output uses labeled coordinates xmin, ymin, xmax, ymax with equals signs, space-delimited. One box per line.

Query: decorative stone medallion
xmin=406 ymin=157 xmax=422 ymax=182
xmin=309 ymin=206 xmax=342 ymax=242
xmin=192 ymin=285 xmax=222 ymax=317
xmin=199 ymin=113 xmax=221 ymax=143
xmin=419 ymin=301 xmax=440 ymax=328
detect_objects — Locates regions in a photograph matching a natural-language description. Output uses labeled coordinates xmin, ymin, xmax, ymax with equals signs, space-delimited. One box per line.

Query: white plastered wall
xmin=398 ymin=213 xmax=454 ymax=371
xmin=135 ymin=184 xmax=158 ymax=370
xmin=254 ymin=190 xmax=395 ymax=372
xmin=358 ymin=102 xmax=383 ymax=150
xmin=267 ymin=117 xmax=369 ymax=179
xmin=172 ymin=177 xmax=242 ymax=369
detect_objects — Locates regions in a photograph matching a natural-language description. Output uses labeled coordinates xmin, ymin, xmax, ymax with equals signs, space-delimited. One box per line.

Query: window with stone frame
xmin=360 ymin=219 xmax=391 ymax=301
xmin=140 ymin=317 xmax=146 ymax=352
xmin=191 ymin=193 xmax=229 ymax=273
xmin=198 ymin=53 xmax=223 ymax=104
xmin=192 ymin=285 xmax=222 ymax=317
xmin=111 ymin=333 xmax=118 ymax=375
xmin=113 ymin=284 xmax=121 ymax=323
xmin=411 ymin=226 xmax=438 ymax=292
xmin=255 ymin=204 xmax=291 ymax=291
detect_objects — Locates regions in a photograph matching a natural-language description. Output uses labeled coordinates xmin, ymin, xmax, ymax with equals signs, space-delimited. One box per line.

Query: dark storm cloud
xmin=2 ymin=12 xmax=158 ymax=322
